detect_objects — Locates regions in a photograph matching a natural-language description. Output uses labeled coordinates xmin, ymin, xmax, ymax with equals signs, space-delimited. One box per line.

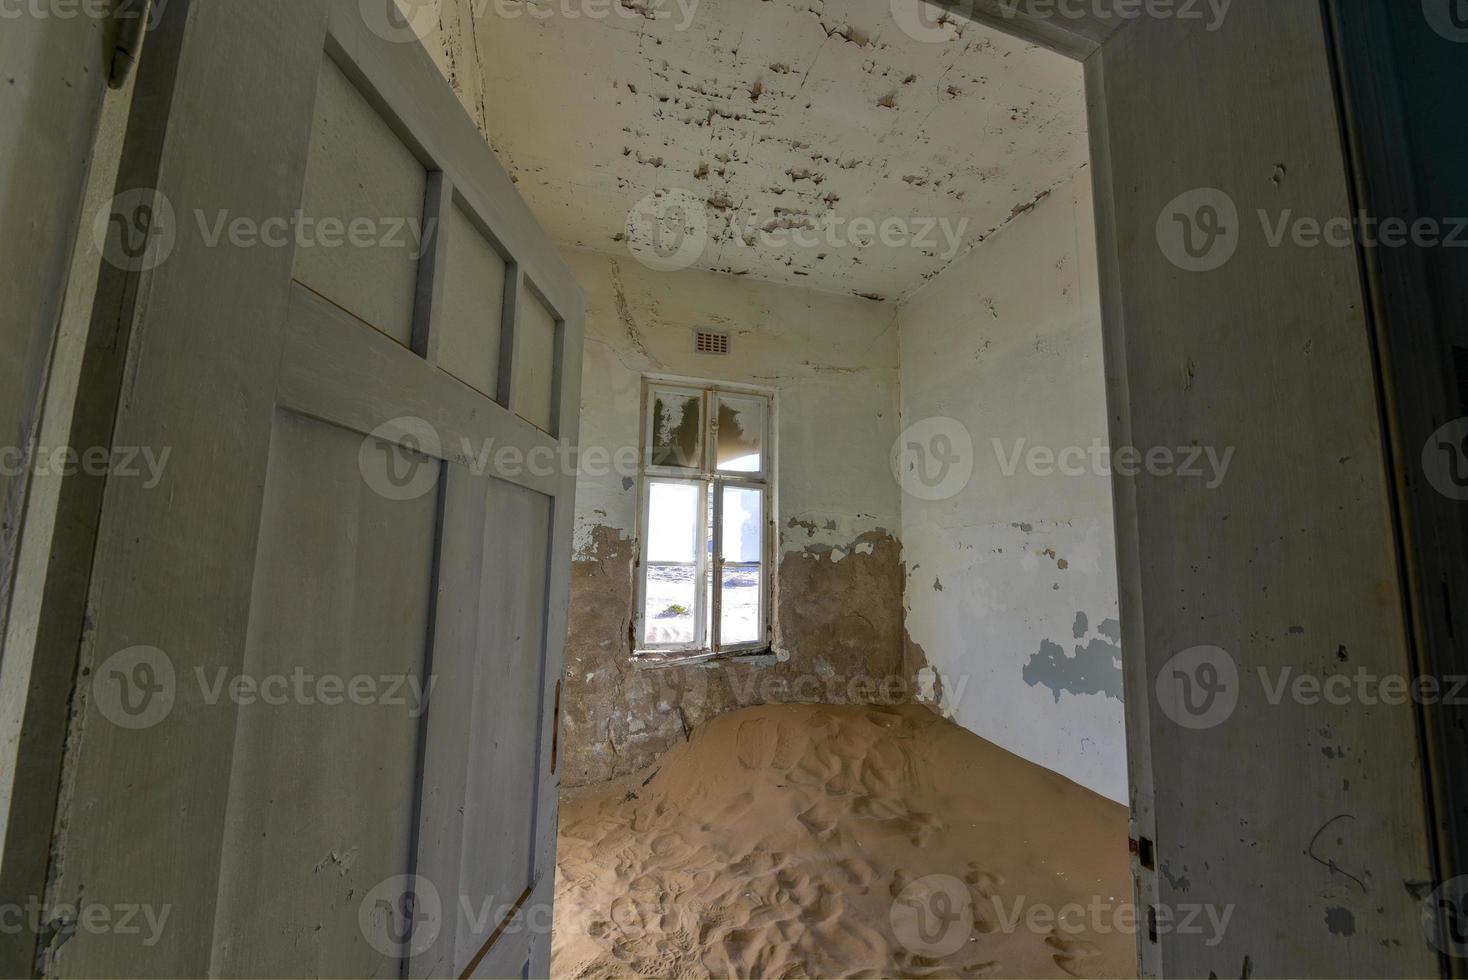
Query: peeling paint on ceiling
xmin=460 ymin=0 xmax=1088 ymax=301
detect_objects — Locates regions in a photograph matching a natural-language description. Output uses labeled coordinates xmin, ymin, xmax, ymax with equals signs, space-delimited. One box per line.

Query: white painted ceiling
xmin=466 ymin=0 xmax=1088 ymax=302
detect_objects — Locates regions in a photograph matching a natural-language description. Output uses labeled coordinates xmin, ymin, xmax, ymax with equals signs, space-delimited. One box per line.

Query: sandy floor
xmin=551 ymin=703 xmax=1135 ymax=979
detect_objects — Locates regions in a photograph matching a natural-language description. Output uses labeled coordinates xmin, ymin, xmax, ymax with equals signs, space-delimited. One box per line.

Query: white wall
xmin=897 ymin=170 xmax=1126 ymax=802
xmin=568 ymin=249 xmax=903 ymax=563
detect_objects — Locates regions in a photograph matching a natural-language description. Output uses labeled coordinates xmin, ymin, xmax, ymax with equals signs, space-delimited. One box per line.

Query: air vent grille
xmin=695 ymin=329 xmax=730 ymax=356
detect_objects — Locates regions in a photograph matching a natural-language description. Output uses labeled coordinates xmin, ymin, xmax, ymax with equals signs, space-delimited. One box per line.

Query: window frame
xmin=634 ymin=378 xmax=774 ymax=660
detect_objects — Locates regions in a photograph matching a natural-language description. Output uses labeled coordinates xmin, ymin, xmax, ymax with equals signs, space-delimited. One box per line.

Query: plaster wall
xmin=896 ymin=170 xmax=1125 ymax=802
xmin=559 ymin=250 xmax=906 ymax=787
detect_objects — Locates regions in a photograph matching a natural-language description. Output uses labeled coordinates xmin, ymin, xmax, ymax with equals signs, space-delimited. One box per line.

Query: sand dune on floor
xmin=551 ymin=702 xmax=1135 ymax=980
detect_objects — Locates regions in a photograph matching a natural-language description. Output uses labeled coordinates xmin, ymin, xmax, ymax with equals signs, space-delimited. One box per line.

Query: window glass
xmin=716 ymin=395 xmax=763 ymax=473
xmin=650 ymin=390 xmax=702 ymax=469
xmin=644 ymin=482 xmax=701 ymax=646
xmin=720 ymin=486 xmax=763 ymax=646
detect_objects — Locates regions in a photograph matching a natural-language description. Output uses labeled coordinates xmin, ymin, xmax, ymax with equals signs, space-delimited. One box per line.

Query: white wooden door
xmin=43 ymin=3 xmax=581 ymax=977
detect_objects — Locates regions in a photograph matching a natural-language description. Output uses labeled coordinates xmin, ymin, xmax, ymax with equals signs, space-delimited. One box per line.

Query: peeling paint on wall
xmin=1021 ymin=627 xmax=1123 ymax=704
xmin=897 ymin=170 xmax=1126 ymax=802
xmin=450 ymin=0 xmax=1088 ymax=300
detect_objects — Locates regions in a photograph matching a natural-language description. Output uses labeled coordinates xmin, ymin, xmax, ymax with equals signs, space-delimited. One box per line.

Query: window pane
xmin=720 ymin=566 xmax=760 ymax=646
xmin=647 ymin=482 xmax=699 ymax=562
xmin=722 ymin=487 xmax=763 ymax=564
xmin=720 ymin=487 xmax=763 ymax=646
xmin=644 ymin=565 xmax=697 ymax=646
xmin=716 ymin=396 xmax=763 ymax=473
xmin=650 ymin=390 xmax=702 ymax=469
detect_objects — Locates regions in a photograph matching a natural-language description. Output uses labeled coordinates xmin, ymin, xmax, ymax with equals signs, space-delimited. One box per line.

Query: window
xmin=636 ymin=380 xmax=772 ymax=658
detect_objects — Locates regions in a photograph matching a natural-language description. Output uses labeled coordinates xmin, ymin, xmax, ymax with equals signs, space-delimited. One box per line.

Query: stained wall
xmin=559 ymin=250 xmax=906 ymax=787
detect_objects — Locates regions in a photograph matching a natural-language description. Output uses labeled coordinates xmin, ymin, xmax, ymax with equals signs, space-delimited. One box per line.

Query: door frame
xmin=931 ymin=1 xmax=1454 ymax=976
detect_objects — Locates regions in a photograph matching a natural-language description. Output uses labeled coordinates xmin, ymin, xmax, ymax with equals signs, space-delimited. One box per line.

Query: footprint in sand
xmin=837 ymin=856 xmax=876 ymax=892
xmin=1047 ymin=932 xmax=1103 ymax=978
xmin=796 ymin=801 xmax=841 ymax=841
xmin=769 ymin=720 xmax=806 ymax=770
xmin=735 ymin=718 xmax=778 ymax=770
xmin=897 ymin=809 xmax=946 ymax=847
xmin=712 ymin=790 xmax=754 ymax=827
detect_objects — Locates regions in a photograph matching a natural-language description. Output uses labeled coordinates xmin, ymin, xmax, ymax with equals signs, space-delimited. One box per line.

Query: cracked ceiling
xmin=454 ymin=0 xmax=1088 ymax=302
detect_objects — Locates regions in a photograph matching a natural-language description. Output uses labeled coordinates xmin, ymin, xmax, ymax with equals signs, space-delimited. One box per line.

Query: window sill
xmin=632 ymin=647 xmax=773 ymax=669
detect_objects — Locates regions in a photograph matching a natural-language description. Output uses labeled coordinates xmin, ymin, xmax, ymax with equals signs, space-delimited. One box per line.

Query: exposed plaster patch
xmin=1021 ymin=618 xmax=1124 ymax=704
xmin=561 ymin=526 xmax=905 ymax=787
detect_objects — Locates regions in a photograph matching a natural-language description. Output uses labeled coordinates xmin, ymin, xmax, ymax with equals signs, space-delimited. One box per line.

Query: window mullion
xmin=692 ymin=480 xmax=709 ymax=651
xmin=710 ymin=476 xmax=723 ymax=653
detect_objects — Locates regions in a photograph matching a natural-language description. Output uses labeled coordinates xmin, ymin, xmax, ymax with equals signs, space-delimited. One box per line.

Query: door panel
xmin=456 ymin=476 xmax=552 ymax=974
xmin=437 ymin=203 xmax=510 ymax=400
xmin=293 ymin=54 xmax=428 ymax=343
xmin=514 ymin=291 xmax=561 ymax=436
xmin=41 ymin=3 xmax=583 ymax=976
xmin=211 ymin=410 xmax=442 ymax=978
